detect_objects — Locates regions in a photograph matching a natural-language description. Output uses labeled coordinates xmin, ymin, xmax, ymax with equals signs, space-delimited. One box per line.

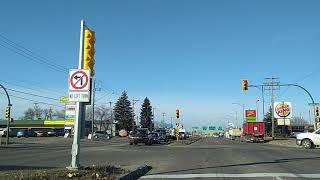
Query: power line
xmin=0 ymin=42 xmax=66 ymax=73
xmin=0 ymin=79 xmax=65 ymax=97
xmin=0 ymin=33 xmax=68 ymax=73
xmin=7 ymin=88 xmax=59 ymax=101
xmin=0 ymin=92 xmax=63 ymax=108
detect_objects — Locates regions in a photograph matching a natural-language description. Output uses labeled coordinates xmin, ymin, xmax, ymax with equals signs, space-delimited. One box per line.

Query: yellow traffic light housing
xmin=176 ymin=109 xmax=180 ymax=119
xmin=242 ymin=80 xmax=248 ymax=91
xmin=315 ymin=106 xmax=319 ymax=116
xmin=5 ymin=107 xmax=10 ymax=118
xmin=83 ymin=29 xmax=95 ymax=76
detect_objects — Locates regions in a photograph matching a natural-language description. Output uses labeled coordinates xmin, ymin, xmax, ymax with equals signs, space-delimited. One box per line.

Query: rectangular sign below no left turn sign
xmin=69 ymin=91 xmax=90 ymax=102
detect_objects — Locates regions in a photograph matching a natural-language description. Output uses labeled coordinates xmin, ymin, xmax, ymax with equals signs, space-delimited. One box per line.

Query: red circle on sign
xmin=70 ymin=71 xmax=89 ymax=90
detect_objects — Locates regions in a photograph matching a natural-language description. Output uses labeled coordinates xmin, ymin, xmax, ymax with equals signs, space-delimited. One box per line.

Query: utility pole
xmin=162 ymin=113 xmax=165 ymax=128
xmin=235 ymin=111 xmax=238 ymax=127
xmin=152 ymin=107 xmax=156 ymax=130
xmin=109 ymin=101 xmax=113 ymax=123
xmin=132 ymin=97 xmax=139 ymax=130
xmin=109 ymin=101 xmax=113 ymax=136
xmin=91 ymin=79 xmax=95 ymax=139
xmin=264 ymin=77 xmax=280 ymax=139
xmin=256 ymin=100 xmax=260 ymax=121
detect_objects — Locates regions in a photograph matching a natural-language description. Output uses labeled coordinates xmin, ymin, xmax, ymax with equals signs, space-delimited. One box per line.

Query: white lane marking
xmin=141 ymin=173 xmax=320 ymax=179
xmin=276 ymin=176 xmax=284 ymax=180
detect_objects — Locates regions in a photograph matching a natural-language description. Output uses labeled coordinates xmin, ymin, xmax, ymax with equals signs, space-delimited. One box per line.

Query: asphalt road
xmin=1 ymin=137 xmax=320 ymax=179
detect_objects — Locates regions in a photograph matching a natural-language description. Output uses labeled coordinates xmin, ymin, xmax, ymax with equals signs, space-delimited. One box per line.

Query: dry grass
xmin=0 ymin=165 xmax=126 ymax=180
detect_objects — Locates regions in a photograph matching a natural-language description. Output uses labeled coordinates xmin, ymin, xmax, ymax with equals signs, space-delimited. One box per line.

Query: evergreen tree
xmin=140 ymin=97 xmax=153 ymax=130
xmin=263 ymin=106 xmax=273 ymax=136
xmin=113 ymin=91 xmax=134 ymax=131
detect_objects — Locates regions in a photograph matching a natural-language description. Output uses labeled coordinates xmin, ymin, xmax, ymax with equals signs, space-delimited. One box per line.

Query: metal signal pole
xmin=68 ymin=20 xmax=85 ymax=170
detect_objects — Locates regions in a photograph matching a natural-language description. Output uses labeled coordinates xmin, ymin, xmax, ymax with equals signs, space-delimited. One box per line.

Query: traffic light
xmin=10 ymin=118 xmax=13 ymax=123
xmin=83 ymin=29 xmax=95 ymax=76
xmin=242 ymin=80 xmax=248 ymax=91
xmin=315 ymin=105 xmax=319 ymax=116
xmin=5 ymin=107 xmax=10 ymax=118
xmin=176 ymin=109 xmax=180 ymax=119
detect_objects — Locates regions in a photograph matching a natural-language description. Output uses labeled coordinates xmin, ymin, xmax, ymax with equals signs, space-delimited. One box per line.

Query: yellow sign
xmin=60 ymin=96 xmax=69 ymax=104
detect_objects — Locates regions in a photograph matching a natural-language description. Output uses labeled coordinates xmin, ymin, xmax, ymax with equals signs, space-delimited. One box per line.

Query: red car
xmin=129 ymin=132 xmax=145 ymax=145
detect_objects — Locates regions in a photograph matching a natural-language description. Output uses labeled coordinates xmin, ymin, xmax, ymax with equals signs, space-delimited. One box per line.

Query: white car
xmin=296 ymin=129 xmax=320 ymax=149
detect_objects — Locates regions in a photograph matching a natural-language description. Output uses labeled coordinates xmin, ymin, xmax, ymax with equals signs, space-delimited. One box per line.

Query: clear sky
xmin=1 ymin=0 xmax=320 ymax=129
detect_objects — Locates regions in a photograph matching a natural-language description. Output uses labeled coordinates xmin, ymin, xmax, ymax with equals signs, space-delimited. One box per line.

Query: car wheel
xmin=302 ymin=139 xmax=313 ymax=149
xmin=134 ymin=142 xmax=138 ymax=145
xmin=130 ymin=142 xmax=133 ymax=145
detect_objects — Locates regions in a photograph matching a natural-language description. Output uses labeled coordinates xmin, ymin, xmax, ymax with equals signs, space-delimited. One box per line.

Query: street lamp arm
xmin=279 ymin=84 xmax=315 ymax=105
xmin=0 ymin=83 xmax=11 ymax=106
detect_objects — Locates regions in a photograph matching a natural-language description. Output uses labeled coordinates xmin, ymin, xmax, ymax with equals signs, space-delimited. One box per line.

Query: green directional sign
xmin=209 ymin=126 xmax=216 ymax=130
xmin=192 ymin=127 xmax=199 ymax=130
xmin=218 ymin=126 xmax=223 ymax=130
xmin=202 ymin=126 xmax=208 ymax=131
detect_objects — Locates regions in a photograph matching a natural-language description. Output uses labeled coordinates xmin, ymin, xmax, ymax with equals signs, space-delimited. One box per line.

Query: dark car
xmin=17 ymin=129 xmax=37 ymax=138
xmin=145 ymin=132 xmax=161 ymax=145
xmin=46 ymin=129 xmax=58 ymax=137
xmin=155 ymin=129 xmax=170 ymax=142
xmin=54 ymin=129 xmax=65 ymax=136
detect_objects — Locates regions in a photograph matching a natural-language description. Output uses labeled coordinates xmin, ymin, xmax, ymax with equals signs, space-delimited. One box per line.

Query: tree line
xmin=21 ymin=91 xmax=154 ymax=131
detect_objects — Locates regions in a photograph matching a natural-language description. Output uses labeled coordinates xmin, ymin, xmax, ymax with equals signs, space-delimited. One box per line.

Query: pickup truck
xmin=296 ymin=129 xmax=320 ymax=149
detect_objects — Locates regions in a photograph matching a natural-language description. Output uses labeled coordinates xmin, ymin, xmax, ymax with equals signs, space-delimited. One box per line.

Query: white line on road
xmin=141 ymin=173 xmax=320 ymax=179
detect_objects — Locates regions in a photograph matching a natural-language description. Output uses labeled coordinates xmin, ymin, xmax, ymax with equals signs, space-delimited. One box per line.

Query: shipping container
xmin=242 ymin=122 xmax=265 ymax=142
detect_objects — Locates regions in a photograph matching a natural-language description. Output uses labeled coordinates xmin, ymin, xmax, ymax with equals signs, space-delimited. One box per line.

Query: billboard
xmin=245 ymin=110 xmax=256 ymax=122
xmin=274 ymin=102 xmax=292 ymax=119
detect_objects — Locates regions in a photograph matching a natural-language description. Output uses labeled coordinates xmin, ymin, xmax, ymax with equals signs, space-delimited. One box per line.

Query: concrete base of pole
xmin=66 ymin=166 xmax=79 ymax=171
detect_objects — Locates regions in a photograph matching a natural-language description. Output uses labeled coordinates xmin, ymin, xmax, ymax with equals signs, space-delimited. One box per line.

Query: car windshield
xmin=2 ymin=1 xmax=320 ymax=179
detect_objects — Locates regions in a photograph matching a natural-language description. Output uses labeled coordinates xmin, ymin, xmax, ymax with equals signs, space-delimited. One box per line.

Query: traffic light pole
xmin=68 ymin=20 xmax=85 ymax=171
xmin=0 ymin=84 xmax=11 ymax=146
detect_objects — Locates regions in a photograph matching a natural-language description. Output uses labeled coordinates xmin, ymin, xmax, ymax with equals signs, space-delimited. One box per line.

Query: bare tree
xmin=34 ymin=104 xmax=43 ymax=119
xmin=96 ymin=105 xmax=111 ymax=131
xmin=54 ymin=109 xmax=65 ymax=119
xmin=24 ymin=108 xmax=35 ymax=120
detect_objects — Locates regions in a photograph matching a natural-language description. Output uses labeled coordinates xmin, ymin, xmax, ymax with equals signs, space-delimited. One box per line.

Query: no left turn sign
xmin=69 ymin=69 xmax=90 ymax=91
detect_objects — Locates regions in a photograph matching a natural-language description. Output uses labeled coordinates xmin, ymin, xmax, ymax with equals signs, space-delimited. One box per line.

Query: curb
xmin=118 ymin=165 xmax=152 ymax=180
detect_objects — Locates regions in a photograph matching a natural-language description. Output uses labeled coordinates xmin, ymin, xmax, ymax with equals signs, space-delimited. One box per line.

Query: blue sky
xmin=1 ymin=1 xmax=320 ymax=129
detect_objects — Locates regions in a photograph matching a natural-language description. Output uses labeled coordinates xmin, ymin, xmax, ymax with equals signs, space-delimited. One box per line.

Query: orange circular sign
xmin=275 ymin=102 xmax=291 ymax=118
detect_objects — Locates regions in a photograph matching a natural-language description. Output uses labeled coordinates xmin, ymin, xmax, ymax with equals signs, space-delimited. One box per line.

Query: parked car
xmin=1 ymin=129 xmax=17 ymax=137
xmin=17 ymin=129 xmax=37 ymax=138
xmin=128 ymin=132 xmax=145 ymax=145
xmin=54 ymin=129 xmax=65 ymax=136
xmin=34 ymin=130 xmax=46 ymax=137
xmin=46 ymin=129 xmax=58 ymax=137
xmin=155 ymin=129 xmax=170 ymax=143
xmin=145 ymin=132 xmax=161 ymax=145
xmin=93 ymin=131 xmax=111 ymax=140
xmin=296 ymin=128 xmax=320 ymax=149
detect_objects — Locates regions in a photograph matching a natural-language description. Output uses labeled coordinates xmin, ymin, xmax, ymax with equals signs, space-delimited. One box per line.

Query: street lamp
xmin=256 ymin=100 xmax=260 ymax=121
xmin=232 ymin=103 xmax=245 ymax=123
